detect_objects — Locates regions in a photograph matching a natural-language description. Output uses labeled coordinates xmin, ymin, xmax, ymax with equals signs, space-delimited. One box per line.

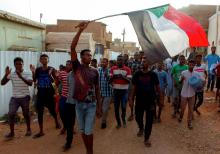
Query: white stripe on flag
xmin=147 ymin=11 xmax=189 ymax=57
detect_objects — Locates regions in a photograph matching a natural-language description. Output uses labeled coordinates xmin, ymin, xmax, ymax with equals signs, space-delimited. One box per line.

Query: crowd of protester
xmin=1 ymin=21 xmax=220 ymax=153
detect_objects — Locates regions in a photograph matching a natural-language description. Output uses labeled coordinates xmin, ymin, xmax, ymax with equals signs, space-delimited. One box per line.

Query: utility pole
xmin=122 ymin=28 xmax=125 ymax=54
xmin=40 ymin=13 xmax=43 ymax=23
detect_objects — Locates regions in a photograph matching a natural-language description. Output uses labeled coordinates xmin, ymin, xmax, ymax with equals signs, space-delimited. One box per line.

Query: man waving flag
xmin=126 ymin=4 xmax=209 ymax=64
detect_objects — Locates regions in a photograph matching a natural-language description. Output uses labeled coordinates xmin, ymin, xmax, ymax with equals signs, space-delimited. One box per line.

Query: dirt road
xmin=1 ymin=92 xmax=220 ymax=154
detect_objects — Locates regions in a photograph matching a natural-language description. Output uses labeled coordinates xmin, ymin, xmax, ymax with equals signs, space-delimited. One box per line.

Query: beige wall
xmin=46 ymin=20 xmax=112 ymax=48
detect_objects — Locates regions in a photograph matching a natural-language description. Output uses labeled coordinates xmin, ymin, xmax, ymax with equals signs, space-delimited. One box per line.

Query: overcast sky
xmin=0 ymin=0 xmax=220 ymax=46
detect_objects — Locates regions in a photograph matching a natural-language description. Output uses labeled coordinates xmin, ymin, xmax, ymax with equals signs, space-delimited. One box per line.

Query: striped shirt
xmin=194 ymin=64 xmax=206 ymax=80
xmin=98 ymin=67 xmax=113 ymax=97
xmin=7 ymin=72 xmax=32 ymax=98
xmin=110 ymin=65 xmax=132 ymax=89
xmin=58 ymin=71 xmax=68 ymax=97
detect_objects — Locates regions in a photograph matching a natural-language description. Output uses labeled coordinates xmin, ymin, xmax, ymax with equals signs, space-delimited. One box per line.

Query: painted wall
xmin=0 ymin=19 xmax=45 ymax=51
xmin=208 ymin=12 xmax=220 ymax=54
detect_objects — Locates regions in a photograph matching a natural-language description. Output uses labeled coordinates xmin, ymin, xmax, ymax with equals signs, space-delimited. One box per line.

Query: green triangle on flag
xmin=146 ymin=4 xmax=169 ymax=18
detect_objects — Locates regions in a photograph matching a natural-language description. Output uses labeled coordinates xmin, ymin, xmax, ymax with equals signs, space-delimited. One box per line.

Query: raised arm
xmin=1 ymin=66 xmax=11 ymax=85
xmin=71 ymin=21 xmax=90 ymax=61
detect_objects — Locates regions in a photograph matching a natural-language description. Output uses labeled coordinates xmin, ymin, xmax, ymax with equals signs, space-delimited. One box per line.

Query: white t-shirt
xmin=7 ymin=71 xmax=32 ymax=98
xmin=181 ymin=70 xmax=199 ymax=98
xmin=193 ymin=64 xmax=206 ymax=80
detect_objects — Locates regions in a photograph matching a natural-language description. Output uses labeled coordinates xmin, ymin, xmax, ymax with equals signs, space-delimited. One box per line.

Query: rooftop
xmin=0 ymin=10 xmax=45 ymax=29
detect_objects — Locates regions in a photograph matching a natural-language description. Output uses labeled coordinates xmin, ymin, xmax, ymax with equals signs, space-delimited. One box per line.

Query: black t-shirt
xmin=132 ymin=70 xmax=159 ymax=105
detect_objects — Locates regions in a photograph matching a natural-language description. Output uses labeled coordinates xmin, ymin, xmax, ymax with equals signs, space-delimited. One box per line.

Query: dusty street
xmin=1 ymin=92 xmax=220 ymax=154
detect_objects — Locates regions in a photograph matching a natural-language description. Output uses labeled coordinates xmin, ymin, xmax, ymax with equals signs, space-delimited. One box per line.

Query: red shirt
xmin=216 ymin=63 xmax=220 ymax=77
xmin=58 ymin=71 xmax=68 ymax=97
xmin=110 ymin=65 xmax=132 ymax=89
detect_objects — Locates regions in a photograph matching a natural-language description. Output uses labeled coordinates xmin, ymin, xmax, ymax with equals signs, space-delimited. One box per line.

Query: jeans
xmin=64 ymin=103 xmax=76 ymax=145
xmin=135 ymin=103 xmax=154 ymax=141
xmin=59 ymin=96 xmax=67 ymax=129
xmin=101 ymin=97 xmax=112 ymax=124
xmin=75 ymin=102 xmax=96 ymax=135
xmin=194 ymin=91 xmax=204 ymax=110
xmin=113 ymin=89 xmax=128 ymax=125
xmin=207 ymin=73 xmax=216 ymax=91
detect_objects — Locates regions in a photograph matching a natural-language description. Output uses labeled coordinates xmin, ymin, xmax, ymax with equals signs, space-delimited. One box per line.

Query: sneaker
xmin=33 ymin=132 xmax=45 ymax=139
xmin=188 ymin=123 xmax=193 ymax=130
xmin=144 ymin=140 xmax=152 ymax=147
xmin=137 ymin=129 xmax=144 ymax=137
xmin=127 ymin=115 xmax=134 ymax=121
xmin=4 ymin=133 xmax=14 ymax=140
xmin=101 ymin=123 xmax=107 ymax=129
xmin=62 ymin=143 xmax=71 ymax=152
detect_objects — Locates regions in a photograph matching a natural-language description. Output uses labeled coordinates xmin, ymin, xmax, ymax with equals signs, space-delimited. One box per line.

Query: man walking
xmin=70 ymin=21 xmax=101 ymax=154
xmin=32 ymin=54 xmax=60 ymax=138
xmin=98 ymin=58 xmax=113 ymax=129
xmin=1 ymin=57 xmax=33 ymax=140
xmin=130 ymin=57 xmax=160 ymax=147
xmin=110 ymin=55 xmax=132 ymax=128
xmin=204 ymin=46 xmax=220 ymax=92
xmin=193 ymin=54 xmax=207 ymax=115
xmin=179 ymin=60 xmax=199 ymax=129
xmin=128 ymin=52 xmax=141 ymax=121
xmin=56 ymin=60 xmax=73 ymax=135
xmin=171 ymin=55 xmax=188 ymax=118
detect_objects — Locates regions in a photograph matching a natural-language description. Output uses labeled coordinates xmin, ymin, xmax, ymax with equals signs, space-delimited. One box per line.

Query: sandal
xmin=25 ymin=131 xmax=32 ymax=136
xmin=4 ymin=133 xmax=14 ymax=140
xmin=33 ymin=132 xmax=44 ymax=139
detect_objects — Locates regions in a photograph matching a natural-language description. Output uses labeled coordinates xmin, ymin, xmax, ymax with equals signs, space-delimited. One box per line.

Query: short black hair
xmin=117 ymin=55 xmax=123 ymax=59
xmin=14 ymin=57 xmax=23 ymax=65
xmin=91 ymin=59 xmax=97 ymax=63
xmin=195 ymin=54 xmax=202 ymax=58
xmin=80 ymin=49 xmax=91 ymax=56
xmin=211 ymin=46 xmax=216 ymax=49
xmin=66 ymin=60 xmax=72 ymax=64
xmin=178 ymin=55 xmax=185 ymax=59
xmin=102 ymin=58 xmax=108 ymax=62
xmin=188 ymin=59 xmax=195 ymax=64
xmin=40 ymin=54 xmax=49 ymax=58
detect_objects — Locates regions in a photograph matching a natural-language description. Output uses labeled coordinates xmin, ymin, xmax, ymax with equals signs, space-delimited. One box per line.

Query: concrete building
xmin=110 ymin=38 xmax=139 ymax=55
xmin=46 ymin=20 xmax=112 ymax=48
xmin=46 ymin=20 xmax=112 ymax=62
xmin=178 ymin=5 xmax=218 ymax=56
xmin=0 ymin=10 xmax=46 ymax=51
xmin=208 ymin=7 xmax=220 ymax=55
xmin=46 ymin=32 xmax=96 ymax=56
xmin=179 ymin=5 xmax=217 ymax=33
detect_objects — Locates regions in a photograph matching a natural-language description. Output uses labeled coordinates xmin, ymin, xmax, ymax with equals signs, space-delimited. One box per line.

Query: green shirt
xmin=171 ymin=64 xmax=188 ymax=89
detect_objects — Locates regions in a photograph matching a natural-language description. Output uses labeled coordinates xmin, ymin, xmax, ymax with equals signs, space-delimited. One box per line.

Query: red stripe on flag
xmin=164 ymin=6 xmax=209 ymax=47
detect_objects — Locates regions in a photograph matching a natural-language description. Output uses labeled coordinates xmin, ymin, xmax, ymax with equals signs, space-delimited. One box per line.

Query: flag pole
xmin=75 ymin=4 xmax=169 ymax=27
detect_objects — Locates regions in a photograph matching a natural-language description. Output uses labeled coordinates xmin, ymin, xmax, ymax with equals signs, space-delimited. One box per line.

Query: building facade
xmin=0 ymin=10 xmax=46 ymax=51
